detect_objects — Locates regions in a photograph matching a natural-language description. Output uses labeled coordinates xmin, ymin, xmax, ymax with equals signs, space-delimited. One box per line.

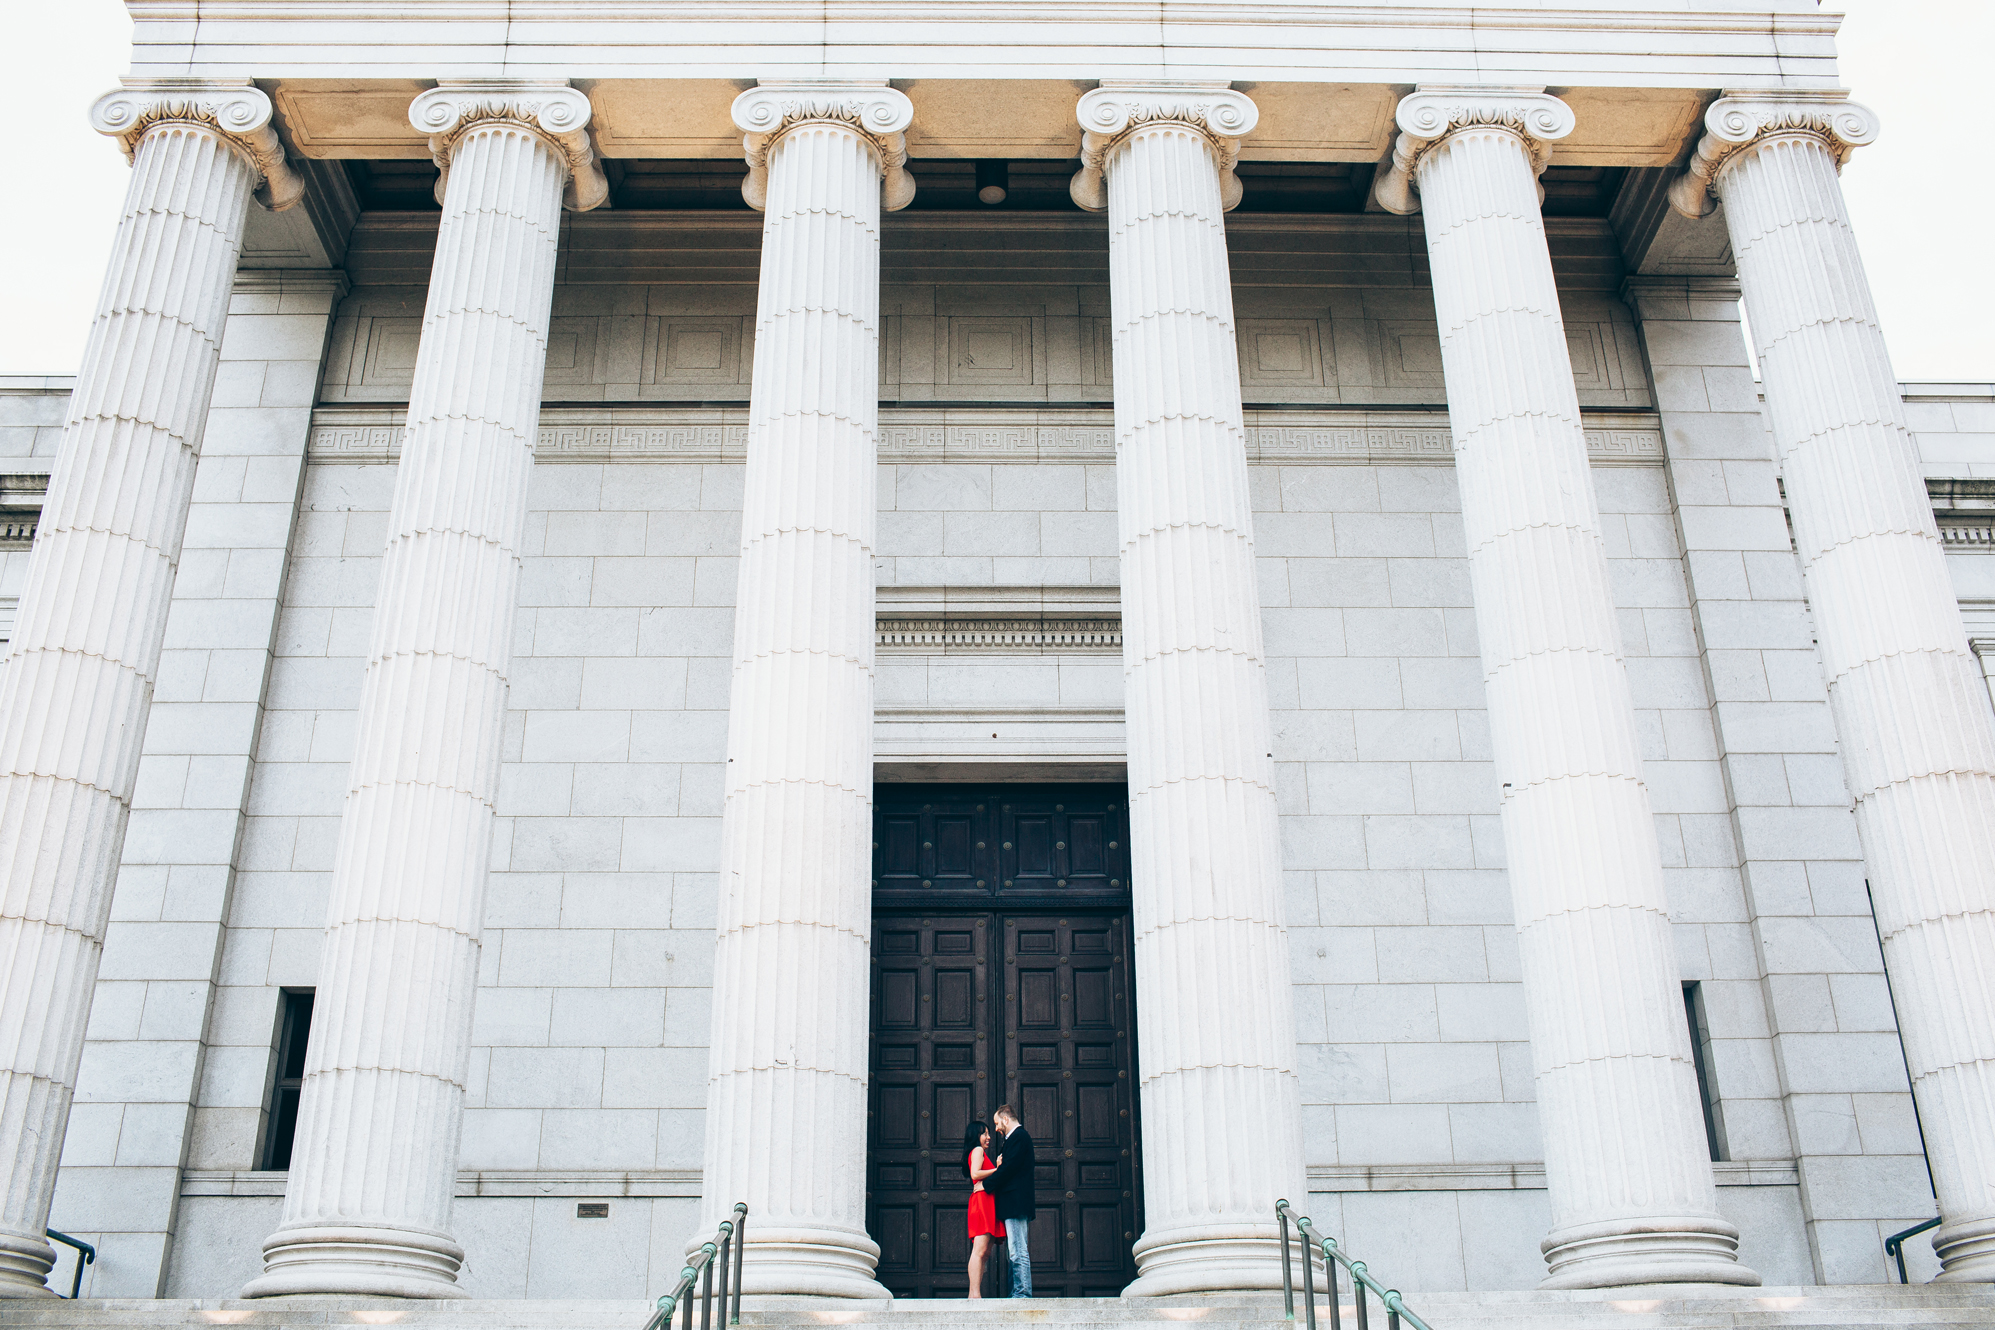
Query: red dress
xmin=967 ymin=1149 xmax=1002 ymax=1239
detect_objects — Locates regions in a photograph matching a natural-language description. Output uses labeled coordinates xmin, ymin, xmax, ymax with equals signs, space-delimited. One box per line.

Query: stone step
xmin=4 ymin=1287 xmax=1994 ymax=1330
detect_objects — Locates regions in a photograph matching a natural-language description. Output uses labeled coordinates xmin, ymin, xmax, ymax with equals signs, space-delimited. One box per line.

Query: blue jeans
xmin=1003 ymin=1216 xmax=1032 ymax=1296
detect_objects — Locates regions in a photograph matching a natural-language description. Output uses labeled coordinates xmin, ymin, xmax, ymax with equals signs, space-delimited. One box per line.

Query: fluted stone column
xmin=699 ymin=82 xmax=912 ymax=1299
xmin=1374 ymin=86 xmax=1758 ymax=1290
xmin=0 ymin=79 xmax=299 ymax=1297
xmin=245 ymin=82 xmax=605 ymax=1298
xmin=1070 ymin=82 xmax=1308 ymax=1297
xmin=1674 ymin=90 xmax=1995 ymax=1282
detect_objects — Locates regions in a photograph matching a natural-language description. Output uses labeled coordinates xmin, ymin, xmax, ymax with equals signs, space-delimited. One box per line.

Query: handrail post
xmin=1351 ymin=1260 xmax=1370 ymax=1330
xmin=699 ymin=1242 xmax=717 ymax=1330
xmin=679 ymin=1265 xmax=697 ymax=1330
xmin=1324 ymin=1239 xmax=1341 ymax=1330
xmin=732 ymin=1205 xmax=748 ymax=1325
xmin=1297 ymin=1217 xmax=1317 ymax=1330
xmin=714 ymin=1223 xmax=732 ymax=1324
xmin=1279 ymin=1201 xmax=1296 ymax=1322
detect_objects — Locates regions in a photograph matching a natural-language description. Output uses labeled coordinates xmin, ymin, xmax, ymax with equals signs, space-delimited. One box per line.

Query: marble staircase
xmin=4 ymin=1288 xmax=1995 ymax=1330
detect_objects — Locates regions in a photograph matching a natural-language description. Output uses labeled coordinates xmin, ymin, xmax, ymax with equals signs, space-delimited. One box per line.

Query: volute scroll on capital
xmin=1370 ymin=85 xmax=1576 ymax=216
xmin=409 ymin=81 xmax=609 ymax=212
xmin=1668 ymin=90 xmax=1880 ymax=220
xmin=1069 ymin=82 xmax=1260 ymax=212
xmin=729 ymin=82 xmax=917 ymax=212
xmin=89 ymin=78 xmax=305 ymax=211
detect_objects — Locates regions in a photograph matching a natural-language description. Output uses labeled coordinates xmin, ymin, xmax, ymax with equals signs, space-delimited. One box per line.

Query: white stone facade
xmin=0 ymin=0 xmax=1986 ymax=1305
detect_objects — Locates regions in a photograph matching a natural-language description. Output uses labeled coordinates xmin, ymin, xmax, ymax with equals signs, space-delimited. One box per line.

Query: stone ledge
xmin=1306 ymin=1158 xmax=1799 ymax=1191
xmin=180 ymin=1169 xmax=702 ymax=1199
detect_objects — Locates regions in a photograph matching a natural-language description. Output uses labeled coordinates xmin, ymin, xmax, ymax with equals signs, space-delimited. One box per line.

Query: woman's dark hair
xmin=961 ymin=1120 xmax=988 ymax=1180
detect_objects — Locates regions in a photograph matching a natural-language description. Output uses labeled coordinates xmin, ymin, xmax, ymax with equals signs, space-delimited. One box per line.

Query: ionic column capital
xmin=89 ymin=77 xmax=304 ymax=211
xmin=730 ymin=81 xmax=916 ymax=212
xmin=1370 ymin=85 xmax=1575 ymax=216
xmin=1069 ymin=81 xmax=1259 ymax=212
xmin=409 ymin=80 xmax=608 ymax=212
xmin=1668 ymin=90 xmax=1880 ymax=219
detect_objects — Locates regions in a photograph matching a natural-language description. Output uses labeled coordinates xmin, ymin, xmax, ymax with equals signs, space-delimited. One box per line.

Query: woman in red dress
xmin=963 ymin=1120 xmax=1002 ymax=1297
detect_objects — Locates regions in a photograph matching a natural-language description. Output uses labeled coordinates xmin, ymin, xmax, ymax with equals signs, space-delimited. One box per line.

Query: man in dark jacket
xmin=983 ymin=1104 xmax=1036 ymax=1297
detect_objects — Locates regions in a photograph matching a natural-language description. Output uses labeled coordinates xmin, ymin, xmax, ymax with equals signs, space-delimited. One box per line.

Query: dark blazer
xmin=984 ymin=1125 xmax=1036 ymax=1221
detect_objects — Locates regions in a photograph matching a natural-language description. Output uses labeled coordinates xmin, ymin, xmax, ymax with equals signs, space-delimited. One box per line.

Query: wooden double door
xmin=866 ymin=786 xmax=1142 ymax=1298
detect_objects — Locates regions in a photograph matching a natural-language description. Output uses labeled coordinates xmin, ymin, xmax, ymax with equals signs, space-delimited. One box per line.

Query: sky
xmin=1 ymin=2 xmax=1990 ymax=383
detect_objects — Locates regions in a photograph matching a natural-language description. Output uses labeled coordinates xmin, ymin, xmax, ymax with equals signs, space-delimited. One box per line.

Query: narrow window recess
xmin=1682 ymin=981 xmax=1727 ymax=1162
xmin=259 ymin=989 xmax=315 ymax=1171
xmin=577 ymin=1203 xmax=610 ymax=1219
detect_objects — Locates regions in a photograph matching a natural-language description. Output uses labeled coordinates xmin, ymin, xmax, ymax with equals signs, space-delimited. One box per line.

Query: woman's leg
xmin=968 ymin=1233 xmax=989 ymax=1298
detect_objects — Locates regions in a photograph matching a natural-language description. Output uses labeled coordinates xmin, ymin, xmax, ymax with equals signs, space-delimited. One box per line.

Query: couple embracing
xmin=961 ymin=1103 xmax=1034 ymax=1298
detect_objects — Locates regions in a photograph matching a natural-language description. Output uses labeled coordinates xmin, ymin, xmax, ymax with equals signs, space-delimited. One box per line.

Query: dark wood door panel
xmin=871 ymin=785 xmax=1130 ymax=911
xmin=867 ymin=913 xmax=996 ymax=1293
xmin=1000 ymin=911 xmax=1141 ymax=1298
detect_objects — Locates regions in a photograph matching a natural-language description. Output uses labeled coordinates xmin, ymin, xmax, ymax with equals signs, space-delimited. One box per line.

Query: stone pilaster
xmin=1377 ymin=85 xmax=1758 ymax=1290
xmin=0 ymin=79 xmax=296 ymax=1297
xmin=244 ymin=82 xmax=605 ymax=1298
xmin=47 ymin=270 xmax=346 ymax=1297
xmin=1675 ymin=89 xmax=1995 ymax=1282
xmin=698 ymin=81 xmax=912 ymax=1299
xmin=1070 ymin=82 xmax=1309 ymax=1297
xmin=1625 ymin=275 xmax=1933 ymax=1282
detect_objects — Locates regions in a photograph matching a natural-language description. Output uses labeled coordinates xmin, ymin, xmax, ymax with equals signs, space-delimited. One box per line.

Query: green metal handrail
xmin=45 ymin=1229 xmax=94 ymax=1300
xmin=643 ymin=1203 xmax=747 ymax=1330
xmin=1277 ymin=1200 xmax=1433 ymax=1330
xmin=1884 ymin=1215 xmax=1941 ymax=1284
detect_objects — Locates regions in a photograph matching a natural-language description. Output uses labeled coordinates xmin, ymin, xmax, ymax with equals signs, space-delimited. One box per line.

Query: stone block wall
xmin=149 ymin=435 xmax=1824 ymax=1296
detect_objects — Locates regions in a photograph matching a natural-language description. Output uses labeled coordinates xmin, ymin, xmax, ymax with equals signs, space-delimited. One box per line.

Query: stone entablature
xmin=127 ymin=2 xmax=1838 ymax=165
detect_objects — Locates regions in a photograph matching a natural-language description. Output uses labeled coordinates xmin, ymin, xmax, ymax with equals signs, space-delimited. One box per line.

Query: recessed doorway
xmin=866 ymin=783 xmax=1142 ymax=1298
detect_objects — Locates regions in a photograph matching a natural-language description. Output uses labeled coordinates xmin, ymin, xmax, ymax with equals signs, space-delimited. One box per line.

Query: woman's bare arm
xmin=970 ymin=1146 xmax=997 ymax=1182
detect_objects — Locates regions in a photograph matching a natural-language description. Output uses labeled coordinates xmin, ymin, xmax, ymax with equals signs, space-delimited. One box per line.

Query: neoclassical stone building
xmin=0 ymin=0 xmax=1990 ymax=1310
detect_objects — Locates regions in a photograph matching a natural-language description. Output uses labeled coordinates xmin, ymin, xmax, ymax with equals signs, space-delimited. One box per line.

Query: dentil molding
xmin=89 ymin=78 xmax=304 ymax=211
xmin=1070 ymin=82 xmax=1259 ymax=212
xmin=729 ymin=81 xmax=916 ymax=212
xmin=1371 ymin=85 xmax=1576 ymax=216
xmin=1668 ymin=90 xmax=1879 ymax=220
xmin=408 ymin=81 xmax=609 ymax=212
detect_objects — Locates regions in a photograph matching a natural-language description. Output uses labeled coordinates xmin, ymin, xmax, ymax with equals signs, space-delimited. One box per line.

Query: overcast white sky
xmin=1 ymin=1 xmax=1990 ymax=382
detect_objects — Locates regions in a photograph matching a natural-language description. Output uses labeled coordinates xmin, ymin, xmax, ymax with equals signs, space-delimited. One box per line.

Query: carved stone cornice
xmin=1370 ymin=85 xmax=1575 ymax=216
xmin=89 ymin=78 xmax=304 ymax=211
xmin=1668 ymin=90 xmax=1879 ymax=220
xmin=408 ymin=81 xmax=609 ymax=213
xmin=729 ymin=82 xmax=916 ymax=212
xmin=1068 ymin=82 xmax=1259 ymax=212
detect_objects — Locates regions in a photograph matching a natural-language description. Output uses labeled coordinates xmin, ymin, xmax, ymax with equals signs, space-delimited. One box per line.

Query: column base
xmin=1934 ymin=1213 xmax=1995 ymax=1282
xmin=241 ymin=1223 xmax=467 ymax=1299
xmin=1540 ymin=1215 xmax=1760 ymax=1289
xmin=1125 ymin=1224 xmax=1287 ymax=1297
xmin=722 ymin=1225 xmax=890 ymax=1299
xmin=0 ymin=1228 xmax=57 ymax=1298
